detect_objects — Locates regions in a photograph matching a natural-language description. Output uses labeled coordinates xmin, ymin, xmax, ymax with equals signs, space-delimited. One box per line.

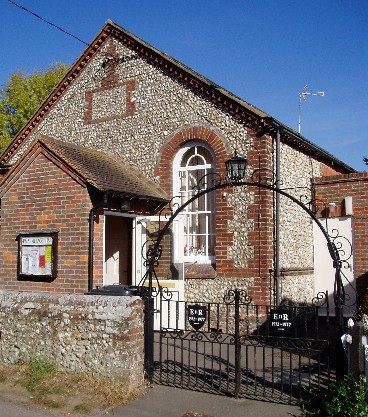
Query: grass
xmin=73 ymin=403 xmax=91 ymax=414
xmin=0 ymin=357 xmax=145 ymax=415
xmin=26 ymin=355 xmax=57 ymax=392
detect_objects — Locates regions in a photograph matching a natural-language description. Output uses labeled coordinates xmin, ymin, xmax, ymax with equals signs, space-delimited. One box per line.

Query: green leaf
xmin=0 ymin=63 xmax=69 ymax=153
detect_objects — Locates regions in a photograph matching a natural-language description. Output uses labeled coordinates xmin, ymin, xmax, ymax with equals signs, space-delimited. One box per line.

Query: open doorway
xmin=104 ymin=215 xmax=132 ymax=285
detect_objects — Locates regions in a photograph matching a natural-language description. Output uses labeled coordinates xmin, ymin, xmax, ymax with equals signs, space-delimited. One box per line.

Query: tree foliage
xmin=0 ymin=63 xmax=69 ymax=153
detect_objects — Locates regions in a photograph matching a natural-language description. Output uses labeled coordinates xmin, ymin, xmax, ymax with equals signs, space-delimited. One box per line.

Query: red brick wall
xmin=0 ymin=152 xmax=93 ymax=293
xmin=319 ymin=162 xmax=349 ymax=177
xmin=92 ymin=212 xmax=104 ymax=289
xmin=246 ymin=134 xmax=275 ymax=304
xmin=314 ymin=172 xmax=368 ymax=306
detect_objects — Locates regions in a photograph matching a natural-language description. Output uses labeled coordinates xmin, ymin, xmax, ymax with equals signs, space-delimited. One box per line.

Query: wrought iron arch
xmin=139 ymin=170 xmax=354 ymax=383
xmin=139 ymin=172 xmax=352 ymax=325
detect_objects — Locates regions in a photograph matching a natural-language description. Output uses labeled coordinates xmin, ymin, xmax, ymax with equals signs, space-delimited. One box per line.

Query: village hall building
xmin=0 ymin=20 xmax=359 ymax=308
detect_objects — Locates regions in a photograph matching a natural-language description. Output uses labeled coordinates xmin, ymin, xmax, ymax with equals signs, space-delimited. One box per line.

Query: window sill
xmin=184 ymin=262 xmax=216 ymax=279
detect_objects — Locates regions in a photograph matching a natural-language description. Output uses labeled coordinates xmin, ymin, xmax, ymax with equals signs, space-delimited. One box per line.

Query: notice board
xmin=18 ymin=231 xmax=58 ymax=279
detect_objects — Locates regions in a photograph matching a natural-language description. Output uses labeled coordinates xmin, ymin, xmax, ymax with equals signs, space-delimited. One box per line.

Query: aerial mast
xmin=298 ymin=85 xmax=325 ymax=134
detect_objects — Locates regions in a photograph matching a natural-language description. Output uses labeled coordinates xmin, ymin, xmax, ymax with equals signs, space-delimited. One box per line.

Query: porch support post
xmin=88 ymin=199 xmax=105 ymax=292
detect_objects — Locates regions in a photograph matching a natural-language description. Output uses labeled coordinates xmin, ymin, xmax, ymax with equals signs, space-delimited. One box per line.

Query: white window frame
xmin=173 ymin=141 xmax=216 ymax=263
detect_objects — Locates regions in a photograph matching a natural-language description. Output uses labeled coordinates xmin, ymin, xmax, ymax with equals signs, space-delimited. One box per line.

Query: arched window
xmin=173 ymin=142 xmax=216 ymax=262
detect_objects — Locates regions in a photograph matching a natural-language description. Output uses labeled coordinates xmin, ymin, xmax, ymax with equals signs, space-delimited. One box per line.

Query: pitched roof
xmin=0 ymin=20 xmax=355 ymax=173
xmin=35 ymin=135 xmax=168 ymax=202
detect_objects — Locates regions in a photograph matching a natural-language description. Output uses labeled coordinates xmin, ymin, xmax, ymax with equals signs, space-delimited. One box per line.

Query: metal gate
xmin=150 ymin=288 xmax=332 ymax=404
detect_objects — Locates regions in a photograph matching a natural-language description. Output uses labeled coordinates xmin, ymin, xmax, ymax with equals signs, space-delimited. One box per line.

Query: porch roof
xmin=38 ymin=135 xmax=169 ymax=202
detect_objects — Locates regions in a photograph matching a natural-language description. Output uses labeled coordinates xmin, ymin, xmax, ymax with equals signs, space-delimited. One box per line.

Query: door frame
xmin=103 ymin=211 xmax=138 ymax=286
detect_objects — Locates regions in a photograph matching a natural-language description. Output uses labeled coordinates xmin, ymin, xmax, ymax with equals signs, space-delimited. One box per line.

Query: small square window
xmin=17 ymin=230 xmax=58 ymax=279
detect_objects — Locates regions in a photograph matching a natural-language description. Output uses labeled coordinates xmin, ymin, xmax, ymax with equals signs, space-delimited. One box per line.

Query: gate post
xmin=352 ymin=322 xmax=365 ymax=380
xmin=144 ymin=295 xmax=155 ymax=383
xmin=234 ymin=288 xmax=241 ymax=397
xmin=143 ymin=264 xmax=155 ymax=383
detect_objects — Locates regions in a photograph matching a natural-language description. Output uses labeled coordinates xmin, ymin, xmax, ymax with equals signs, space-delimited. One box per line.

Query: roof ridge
xmin=0 ymin=20 xmax=354 ymax=173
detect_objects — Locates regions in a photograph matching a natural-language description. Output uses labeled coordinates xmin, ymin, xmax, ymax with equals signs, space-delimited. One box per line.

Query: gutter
xmin=263 ymin=117 xmax=355 ymax=174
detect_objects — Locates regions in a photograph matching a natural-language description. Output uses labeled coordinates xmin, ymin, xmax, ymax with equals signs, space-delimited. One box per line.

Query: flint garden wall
xmin=0 ymin=290 xmax=144 ymax=386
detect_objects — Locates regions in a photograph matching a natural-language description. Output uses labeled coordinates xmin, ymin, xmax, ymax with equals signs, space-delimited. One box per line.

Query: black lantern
xmin=225 ymin=150 xmax=247 ymax=181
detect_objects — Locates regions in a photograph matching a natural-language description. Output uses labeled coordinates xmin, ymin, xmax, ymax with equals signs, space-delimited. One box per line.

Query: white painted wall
xmin=314 ymin=217 xmax=355 ymax=316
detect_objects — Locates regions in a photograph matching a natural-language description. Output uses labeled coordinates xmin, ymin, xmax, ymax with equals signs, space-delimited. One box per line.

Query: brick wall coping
xmin=313 ymin=172 xmax=368 ymax=185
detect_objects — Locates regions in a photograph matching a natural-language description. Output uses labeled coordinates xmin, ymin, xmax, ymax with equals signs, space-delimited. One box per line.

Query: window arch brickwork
xmin=155 ymin=125 xmax=234 ymax=279
xmin=155 ymin=125 xmax=230 ymax=195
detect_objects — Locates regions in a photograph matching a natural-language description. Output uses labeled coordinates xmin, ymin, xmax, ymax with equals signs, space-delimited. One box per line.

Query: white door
xmin=133 ymin=216 xmax=185 ymax=329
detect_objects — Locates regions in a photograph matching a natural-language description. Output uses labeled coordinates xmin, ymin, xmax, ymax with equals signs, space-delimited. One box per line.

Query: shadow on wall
xmin=314 ymin=279 xmax=358 ymax=319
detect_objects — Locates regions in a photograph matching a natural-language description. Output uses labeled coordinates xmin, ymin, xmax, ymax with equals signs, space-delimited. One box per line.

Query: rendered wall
xmin=314 ymin=172 xmax=368 ymax=307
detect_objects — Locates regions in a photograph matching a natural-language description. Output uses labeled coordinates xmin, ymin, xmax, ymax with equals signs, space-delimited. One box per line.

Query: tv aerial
xmin=298 ymin=85 xmax=325 ymax=134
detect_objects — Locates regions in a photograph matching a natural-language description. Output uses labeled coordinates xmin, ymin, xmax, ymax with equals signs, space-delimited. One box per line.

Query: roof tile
xmin=39 ymin=135 xmax=168 ymax=202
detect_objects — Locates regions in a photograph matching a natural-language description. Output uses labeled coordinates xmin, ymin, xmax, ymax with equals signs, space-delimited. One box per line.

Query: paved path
xmin=0 ymin=398 xmax=54 ymax=417
xmin=95 ymin=385 xmax=303 ymax=417
xmin=0 ymin=385 xmax=303 ymax=417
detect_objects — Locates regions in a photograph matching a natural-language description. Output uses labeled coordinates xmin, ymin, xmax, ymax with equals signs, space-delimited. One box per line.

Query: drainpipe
xmin=275 ymin=128 xmax=281 ymax=306
xmin=88 ymin=197 xmax=106 ymax=292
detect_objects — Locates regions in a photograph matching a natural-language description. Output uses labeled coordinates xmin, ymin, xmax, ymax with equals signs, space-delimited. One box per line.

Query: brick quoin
xmin=0 ymin=152 xmax=92 ymax=293
xmin=314 ymin=173 xmax=368 ymax=307
xmin=246 ymin=135 xmax=275 ymax=304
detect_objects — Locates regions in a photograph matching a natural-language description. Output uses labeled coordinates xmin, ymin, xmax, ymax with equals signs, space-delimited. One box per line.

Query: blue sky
xmin=1 ymin=0 xmax=367 ymax=171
